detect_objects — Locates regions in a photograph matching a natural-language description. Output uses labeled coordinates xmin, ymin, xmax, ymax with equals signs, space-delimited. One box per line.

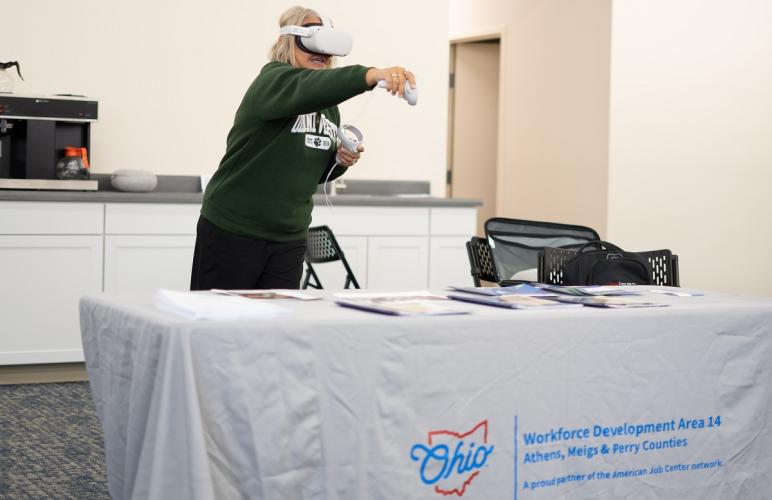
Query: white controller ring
xmin=335 ymin=124 xmax=363 ymax=164
xmin=377 ymin=80 xmax=418 ymax=106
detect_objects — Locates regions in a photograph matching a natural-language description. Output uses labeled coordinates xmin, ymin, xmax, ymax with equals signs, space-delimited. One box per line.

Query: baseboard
xmin=0 ymin=363 xmax=89 ymax=385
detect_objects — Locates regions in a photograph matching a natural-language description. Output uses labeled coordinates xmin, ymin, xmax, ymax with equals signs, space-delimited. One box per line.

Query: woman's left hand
xmin=336 ymin=144 xmax=364 ymax=167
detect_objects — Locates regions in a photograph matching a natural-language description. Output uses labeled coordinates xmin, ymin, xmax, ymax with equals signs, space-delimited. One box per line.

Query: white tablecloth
xmin=80 ymin=288 xmax=772 ymax=500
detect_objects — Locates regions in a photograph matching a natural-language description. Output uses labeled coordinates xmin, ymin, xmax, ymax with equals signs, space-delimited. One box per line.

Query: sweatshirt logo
xmin=292 ymin=112 xmax=337 ymax=150
xmin=305 ymin=135 xmax=332 ymax=150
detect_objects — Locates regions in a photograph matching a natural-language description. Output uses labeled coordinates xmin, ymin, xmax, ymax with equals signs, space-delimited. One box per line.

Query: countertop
xmin=0 ymin=176 xmax=481 ymax=207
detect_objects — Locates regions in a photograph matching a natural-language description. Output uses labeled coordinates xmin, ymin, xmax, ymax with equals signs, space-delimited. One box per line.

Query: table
xmin=80 ymin=289 xmax=772 ymax=499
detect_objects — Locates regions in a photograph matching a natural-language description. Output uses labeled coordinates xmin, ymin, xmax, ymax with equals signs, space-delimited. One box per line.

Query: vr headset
xmin=279 ymin=18 xmax=352 ymax=57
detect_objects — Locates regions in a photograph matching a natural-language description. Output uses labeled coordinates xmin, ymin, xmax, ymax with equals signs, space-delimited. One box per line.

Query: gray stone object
xmin=110 ymin=170 xmax=158 ymax=192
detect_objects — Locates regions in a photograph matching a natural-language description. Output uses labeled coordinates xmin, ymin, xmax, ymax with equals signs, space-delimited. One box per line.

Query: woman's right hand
xmin=366 ymin=67 xmax=417 ymax=98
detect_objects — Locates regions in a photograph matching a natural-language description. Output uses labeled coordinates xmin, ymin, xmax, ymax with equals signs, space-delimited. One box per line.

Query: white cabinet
xmin=310 ymin=205 xmax=476 ymax=290
xmin=0 ymin=201 xmax=103 ymax=234
xmin=0 ymin=201 xmax=104 ymax=365
xmin=305 ymin=235 xmax=368 ymax=289
xmin=0 ymin=200 xmax=476 ymax=365
xmin=429 ymin=207 xmax=476 ymax=236
xmin=429 ymin=236 xmax=472 ymax=288
xmin=310 ymin=206 xmax=429 ymax=236
xmin=0 ymin=236 xmax=103 ymax=364
xmin=104 ymin=235 xmax=196 ymax=293
xmin=428 ymin=208 xmax=477 ymax=288
xmin=103 ymin=203 xmax=200 ymax=293
xmin=311 ymin=206 xmax=433 ymax=288
xmin=104 ymin=203 xmax=200 ymax=235
xmin=367 ymin=236 xmax=429 ymax=289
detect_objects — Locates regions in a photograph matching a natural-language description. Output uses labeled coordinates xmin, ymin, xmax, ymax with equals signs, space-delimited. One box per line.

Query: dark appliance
xmin=0 ymin=94 xmax=98 ymax=190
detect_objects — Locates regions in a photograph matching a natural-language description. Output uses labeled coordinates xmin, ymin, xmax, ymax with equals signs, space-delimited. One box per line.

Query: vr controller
xmin=335 ymin=124 xmax=364 ymax=164
xmin=377 ymin=80 xmax=418 ymax=106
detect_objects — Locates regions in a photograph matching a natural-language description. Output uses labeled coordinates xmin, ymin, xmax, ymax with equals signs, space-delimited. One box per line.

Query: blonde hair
xmin=269 ymin=6 xmax=334 ymax=68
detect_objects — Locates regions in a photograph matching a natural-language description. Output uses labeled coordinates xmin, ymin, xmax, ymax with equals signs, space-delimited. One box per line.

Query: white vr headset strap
xmin=280 ymin=18 xmax=332 ymax=38
xmin=279 ymin=18 xmax=352 ymax=57
xmin=279 ymin=25 xmax=312 ymax=37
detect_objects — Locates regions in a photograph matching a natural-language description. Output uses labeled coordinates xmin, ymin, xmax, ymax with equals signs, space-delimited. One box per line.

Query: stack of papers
xmin=541 ymin=285 xmax=642 ymax=297
xmin=448 ymin=284 xmax=555 ymax=297
xmin=212 ymin=289 xmax=321 ymax=300
xmin=448 ymin=284 xmax=673 ymax=309
xmin=549 ymin=295 xmax=668 ymax=308
xmin=646 ymin=288 xmax=704 ymax=297
xmin=448 ymin=293 xmax=580 ymax=310
xmin=155 ymin=289 xmax=291 ymax=320
xmin=333 ymin=291 xmax=469 ymax=316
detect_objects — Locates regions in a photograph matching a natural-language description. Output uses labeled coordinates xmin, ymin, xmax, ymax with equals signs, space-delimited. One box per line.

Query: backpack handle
xmin=575 ymin=240 xmax=625 ymax=255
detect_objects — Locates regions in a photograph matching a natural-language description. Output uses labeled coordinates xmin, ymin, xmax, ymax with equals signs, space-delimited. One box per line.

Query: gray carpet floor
xmin=0 ymin=382 xmax=110 ymax=499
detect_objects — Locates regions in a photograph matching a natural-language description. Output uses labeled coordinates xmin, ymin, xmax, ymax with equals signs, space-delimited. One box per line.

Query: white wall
xmin=2 ymin=1 xmax=449 ymax=195
xmin=452 ymin=0 xmax=772 ymax=296
xmin=608 ymin=0 xmax=772 ymax=296
xmin=450 ymin=0 xmax=612 ymax=235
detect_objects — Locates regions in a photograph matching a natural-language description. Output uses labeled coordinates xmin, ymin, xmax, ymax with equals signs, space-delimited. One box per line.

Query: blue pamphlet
xmin=549 ymin=295 xmax=668 ymax=308
xmin=541 ymin=285 xmax=642 ymax=297
xmin=448 ymin=293 xmax=581 ymax=310
xmin=448 ymin=284 xmax=554 ymax=297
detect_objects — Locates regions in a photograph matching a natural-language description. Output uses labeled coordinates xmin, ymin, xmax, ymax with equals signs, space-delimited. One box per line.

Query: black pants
xmin=190 ymin=216 xmax=307 ymax=290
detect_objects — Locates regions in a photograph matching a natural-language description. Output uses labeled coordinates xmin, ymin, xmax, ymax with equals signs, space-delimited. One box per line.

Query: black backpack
xmin=562 ymin=241 xmax=652 ymax=286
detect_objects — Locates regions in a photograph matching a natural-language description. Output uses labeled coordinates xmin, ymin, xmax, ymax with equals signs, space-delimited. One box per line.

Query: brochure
xmin=646 ymin=288 xmax=705 ymax=297
xmin=333 ymin=291 xmax=449 ymax=300
xmin=448 ymin=293 xmax=581 ymax=310
xmin=333 ymin=291 xmax=469 ymax=316
xmin=549 ymin=295 xmax=668 ymax=308
xmin=336 ymin=299 xmax=470 ymax=316
xmin=212 ymin=289 xmax=321 ymax=300
xmin=448 ymin=284 xmax=556 ymax=297
xmin=541 ymin=285 xmax=642 ymax=297
xmin=155 ymin=289 xmax=291 ymax=321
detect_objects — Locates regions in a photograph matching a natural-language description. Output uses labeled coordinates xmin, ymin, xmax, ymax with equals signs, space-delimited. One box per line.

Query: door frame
xmin=448 ymin=26 xmax=507 ymax=227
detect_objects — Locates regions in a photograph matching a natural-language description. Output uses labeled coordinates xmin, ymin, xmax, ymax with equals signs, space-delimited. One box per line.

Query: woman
xmin=191 ymin=6 xmax=416 ymax=291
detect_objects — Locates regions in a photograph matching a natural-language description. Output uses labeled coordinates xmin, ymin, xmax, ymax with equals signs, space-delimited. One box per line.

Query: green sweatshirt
xmin=201 ymin=61 xmax=371 ymax=241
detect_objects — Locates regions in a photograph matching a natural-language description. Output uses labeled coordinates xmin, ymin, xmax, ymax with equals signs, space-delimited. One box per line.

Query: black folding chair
xmin=302 ymin=225 xmax=360 ymax=289
xmin=539 ymin=246 xmax=680 ymax=286
xmin=466 ymin=236 xmax=500 ymax=287
xmin=484 ymin=218 xmax=600 ymax=284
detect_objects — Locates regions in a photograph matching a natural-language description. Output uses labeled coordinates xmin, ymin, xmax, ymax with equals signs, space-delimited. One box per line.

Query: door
xmin=448 ymin=40 xmax=500 ymax=236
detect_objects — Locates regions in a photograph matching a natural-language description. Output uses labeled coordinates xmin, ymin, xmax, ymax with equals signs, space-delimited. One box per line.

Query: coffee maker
xmin=0 ymin=94 xmax=98 ymax=190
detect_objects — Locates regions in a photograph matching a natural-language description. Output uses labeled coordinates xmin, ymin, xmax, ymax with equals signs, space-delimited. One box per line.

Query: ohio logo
xmin=409 ymin=420 xmax=495 ymax=496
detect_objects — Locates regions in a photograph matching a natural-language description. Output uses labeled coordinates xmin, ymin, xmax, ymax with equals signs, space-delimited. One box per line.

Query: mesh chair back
xmin=539 ymin=247 xmax=680 ymax=286
xmin=484 ymin=218 xmax=600 ymax=282
xmin=637 ymin=250 xmax=680 ymax=287
xmin=306 ymin=225 xmax=342 ymax=264
xmin=466 ymin=237 xmax=499 ymax=286
xmin=538 ymin=247 xmax=580 ymax=286
xmin=302 ymin=225 xmax=360 ymax=289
